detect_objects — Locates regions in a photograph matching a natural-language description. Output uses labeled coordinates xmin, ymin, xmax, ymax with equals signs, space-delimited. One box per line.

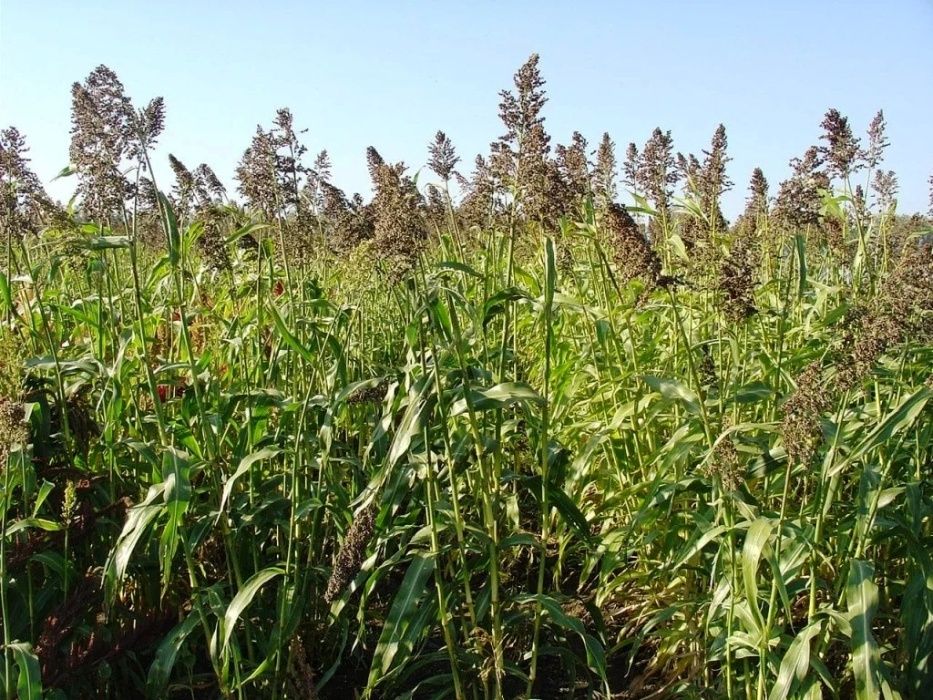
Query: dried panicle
xmin=622 ymin=143 xmax=639 ymax=192
xmin=286 ymin=635 xmax=318 ymax=700
xmin=0 ymin=333 xmax=24 ymax=399
xmin=0 ymin=397 xmax=26 ymax=443
xmin=0 ymin=397 xmax=27 ymax=471
xmin=424 ymin=184 xmax=447 ymax=231
xmin=69 ymin=66 xmax=135 ymax=220
xmin=368 ymin=151 xmax=426 ymax=274
xmin=747 ymin=168 xmax=769 ymax=217
xmin=707 ymin=434 xmax=741 ymax=492
xmin=322 ymin=182 xmax=374 ymax=253
xmin=65 ymin=390 xmax=100 ymax=455
xmin=638 ymin=128 xmax=679 ymax=241
xmin=428 ymin=130 xmax=460 ymax=182
xmin=773 ymin=147 xmax=830 ymax=229
xmin=492 ymin=54 xmax=553 ymax=224
xmin=515 ymin=123 xmax=556 ymax=224
xmin=365 ymin=146 xmax=386 ymax=181
xmin=1 ymin=126 xmax=55 ymax=236
xmin=864 ymin=110 xmax=889 ymax=170
xmin=698 ymin=124 xmax=733 ymax=214
xmin=717 ymin=232 xmax=758 ymax=321
xmin=128 ymin=96 xmax=166 ymax=161
xmin=323 ymin=502 xmax=377 ymax=604
xmin=735 ymin=168 xmax=769 ymax=239
xmin=458 ymin=154 xmax=497 ymax=229
xmin=677 ymin=152 xmax=701 ymax=195
xmin=819 ymin=108 xmax=861 ymax=181
xmin=194 ymin=163 xmax=226 ymax=201
xmin=270 ymin=107 xmax=309 ymax=224
xmin=836 ymin=240 xmax=933 ymax=391
xmin=852 ymin=184 xmax=869 ymax=225
xmin=592 ymin=132 xmax=617 ymax=205
xmin=168 ymin=154 xmax=207 ymax=217
xmin=928 ymin=174 xmax=933 ymax=218
xmin=498 ymin=53 xmax=547 ymax=143
xmin=346 ymin=380 xmax=388 ymax=405
xmin=604 ymin=202 xmax=663 ymax=292
xmin=197 ymin=206 xmax=233 ymax=272
xmin=235 ymin=127 xmax=279 ymax=216
xmin=872 ymin=169 xmax=898 ymax=212
xmin=554 ymin=131 xmax=589 ymax=204
xmin=313 ymin=150 xmax=332 ymax=183
xmin=781 ymin=362 xmax=831 ymax=467
xmin=698 ymin=345 xmax=718 ymax=389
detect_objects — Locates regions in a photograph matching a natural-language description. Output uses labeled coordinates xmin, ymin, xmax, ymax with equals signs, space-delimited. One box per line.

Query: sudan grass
xmin=0 ymin=57 xmax=931 ymax=700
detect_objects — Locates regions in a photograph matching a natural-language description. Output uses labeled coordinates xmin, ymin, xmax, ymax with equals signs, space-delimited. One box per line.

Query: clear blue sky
xmin=1 ymin=1 xmax=931 ymax=217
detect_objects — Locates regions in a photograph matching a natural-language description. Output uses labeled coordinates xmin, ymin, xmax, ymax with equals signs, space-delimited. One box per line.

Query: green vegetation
xmin=0 ymin=55 xmax=931 ymax=698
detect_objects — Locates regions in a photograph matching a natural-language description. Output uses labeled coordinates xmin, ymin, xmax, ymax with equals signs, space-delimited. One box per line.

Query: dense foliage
xmin=1 ymin=55 xmax=931 ymax=699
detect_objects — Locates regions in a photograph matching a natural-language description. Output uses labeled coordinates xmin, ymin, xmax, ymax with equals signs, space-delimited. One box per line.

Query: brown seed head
xmin=323 ymin=502 xmax=377 ymax=604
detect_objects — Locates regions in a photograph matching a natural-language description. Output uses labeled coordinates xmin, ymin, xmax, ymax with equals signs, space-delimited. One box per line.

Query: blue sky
xmin=1 ymin=1 xmax=931 ymax=217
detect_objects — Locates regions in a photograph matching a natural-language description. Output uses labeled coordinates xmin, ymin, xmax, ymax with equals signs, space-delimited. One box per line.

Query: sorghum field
xmin=1 ymin=54 xmax=931 ymax=699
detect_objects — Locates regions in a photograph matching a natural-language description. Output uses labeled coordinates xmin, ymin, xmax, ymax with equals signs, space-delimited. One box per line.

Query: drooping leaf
xmin=221 ymin=566 xmax=285 ymax=653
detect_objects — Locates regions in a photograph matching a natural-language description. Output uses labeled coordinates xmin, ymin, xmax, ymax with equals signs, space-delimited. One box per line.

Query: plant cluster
xmin=0 ymin=55 xmax=931 ymax=700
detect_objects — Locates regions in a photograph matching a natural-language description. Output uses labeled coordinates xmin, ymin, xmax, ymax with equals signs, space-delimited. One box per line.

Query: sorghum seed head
xmin=604 ymin=202 xmax=662 ymax=291
xmin=323 ymin=503 xmax=377 ymax=604
xmin=819 ymin=108 xmax=861 ymax=180
xmin=427 ymin=130 xmax=459 ymax=182
xmin=780 ymin=362 xmax=831 ymax=467
xmin=592 ymin=132 xmax=617 ymax=204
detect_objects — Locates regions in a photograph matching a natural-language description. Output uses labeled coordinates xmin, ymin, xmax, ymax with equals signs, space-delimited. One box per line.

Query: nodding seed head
xmin=323 ymin=502 xmax=377 ymax=604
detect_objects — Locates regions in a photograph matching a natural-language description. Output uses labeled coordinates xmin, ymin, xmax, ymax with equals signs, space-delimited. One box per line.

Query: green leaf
xmin=158 ymin=192 xmax=181 ymax=263
xmin=83 ymin=236 xmax=130 ymax=250
xmin=482 ymin=287 xmax=530 ymax=328
xmin=436 ymin=260 xmax=482 ymax=278
xmin=367 ymin=553 xmax=436 ymax=688
xmin=221 ymin=566 xmax=285 ymax=653
xmin=643 ymin=375 xmax=701 ymax=415
xmin=9 ymin=641 xmax=43 ymax=699
xmin=387 ymin=379 xmax=434 ymax=471
xmin=768 ymin=621 xmax=822 ymax=700
xmin=743 ymin=518 xmax=774 ymax=632
xmin=450 ymin=381 xmax=544 ymax=416
xmin=219 ymin=447 xmax=283 ymax=515
xmin=0 ymin=271 xmax=11 ymax=314
xmin=847 ymin=560 xmax=881 ymax=700
xmin=159 ymin=449 xmax=191 ymax=596
xmin=226 ymin=221 xmax=270 ymax=245
xmin=829 ymin=385 xmax=931 ymax=479
xmin=105 ymin=481 xmax=169 ymax=600
xmin=518 ymin=593 xmax=607 ymax=682
xmin=3 ymin=517 xmax=63 ymax=537
xmin=267 ymin=301 xmax=316 ymax=365
xmin=147 ymin=612 xmax=201 ymax=698
xmin=795 ymin=233 xmax=808 ymax=297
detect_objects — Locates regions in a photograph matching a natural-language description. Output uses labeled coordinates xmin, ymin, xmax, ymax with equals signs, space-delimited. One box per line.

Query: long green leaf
xmin=221 ymin=566 xmax=285 ymax=653
xmin=768 ymin=621 xmax=822 ymax=700
xmin=147 ymin=612 xmax=201 ymax=698
xmin=742 ymin=518 xmax=774 ymax=632
xmin=9 ymin=641 xmax=42 ymax=699
xmin=847 ymin=560 xmax=881 ymax=700
xmin=105 ymin=481 xmax=169 ymax=600
xmin=367 ymin=553 xmax=436 ymax=689
xmin=219 ymin=447 xmax=283 ymax=516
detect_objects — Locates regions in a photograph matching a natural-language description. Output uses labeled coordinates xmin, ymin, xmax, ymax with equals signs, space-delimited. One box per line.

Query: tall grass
xmin=0 ymin=57 xmax=931 ymax=700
